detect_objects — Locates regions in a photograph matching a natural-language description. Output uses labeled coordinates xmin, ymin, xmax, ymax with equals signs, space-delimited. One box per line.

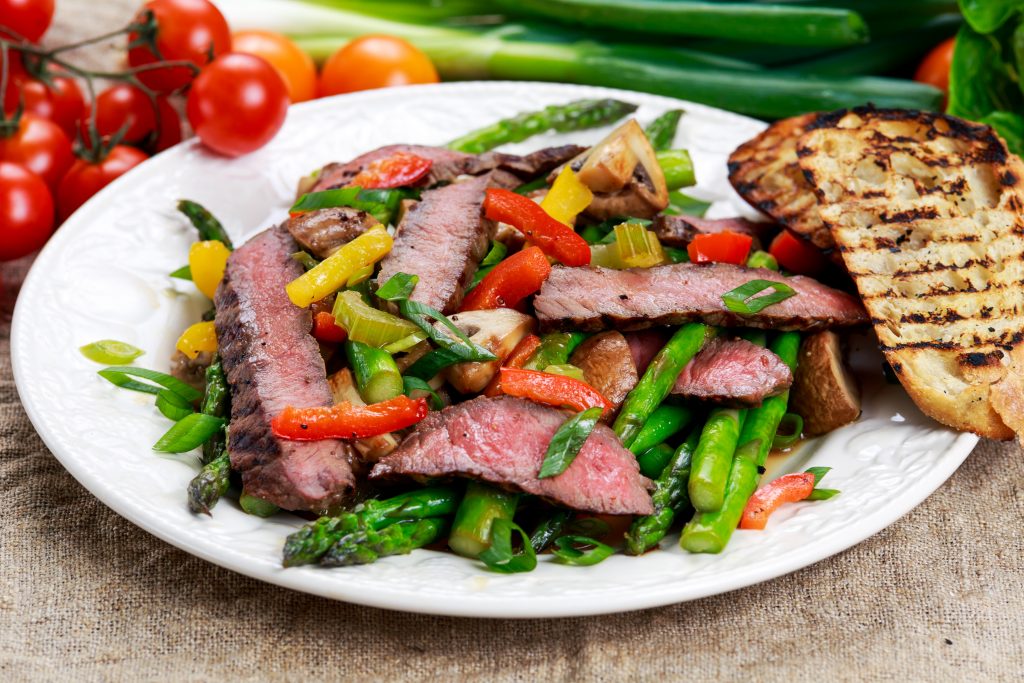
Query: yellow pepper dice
xmin=286 ymin=225 xmax=393 ymax=308
xmin=189 ymin=240 xmax=231 ymax=299
xmin=540 ymin=166 xmax=593 ymax=226
xmin=175 ymin=321 xmax=218 ymax=360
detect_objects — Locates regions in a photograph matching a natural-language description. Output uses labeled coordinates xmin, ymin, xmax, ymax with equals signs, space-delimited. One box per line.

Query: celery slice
xmin=332 ymin=290 xmax=420 ymax=348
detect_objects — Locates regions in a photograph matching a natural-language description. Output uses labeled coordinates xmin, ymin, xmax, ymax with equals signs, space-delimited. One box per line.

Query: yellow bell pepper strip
xmin=286 ymin=225 xmax=392 ymax=307
xmin=540 ymin=166 xmax=593 ymax=226
xmin=176 ymin=321 xmax=218 ymax=360
xmin=188 ymin=240 xmax=231 ymax=299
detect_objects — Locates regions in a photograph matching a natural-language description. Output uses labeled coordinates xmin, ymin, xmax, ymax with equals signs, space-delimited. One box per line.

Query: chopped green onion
xmin=290 ymin=188 xmax=360 ymax=214
xmin=480 ymin=241 xmax=508 ymax=267
xmin=478 ymin=518 xmax=538 ymax=573
xmin=402 ymin=376 xmax=444 ymax=410
xmin=805 ymin=466 xmax=831 ymax=485
xmin=290 ymin=187 xmax=413 ymax=225
xmin=404 ymin=348 xmax=461 ymax=380
xmin=552 ymin=535 xmax=615 ymax=566
xmin=722 ymin=279 xmax=796 ymax=315
xmin=773 ymin=413 xmax=804 ymax=449
xmin=239 ymin=492 xmax=280 ymax=517
xmin=80 ymin=340 xmax=144 ymax=364
xmin=614 ymin=222 xmax=666 ymax=268
xmin=807 ymin=488 xmax=841 ymax=501
xmin=664 ymin=246 xmax=689 ymax=263
xmin=399 ymin=299 xmax=496 ymax=362
xmin=98 ymin=366 xmax=201 ymax=402
xmin=169 ymin=265 xmax=192 ymax=280
xmin=747 ymin=250 xmax=779 ymax=271
xmin=376 ymin=272 xmax=419 ymax=301
xmin=153 ymin=413 xmax=225 ymax=453
xmin=529 ymin=509 xmax=572 ymax=552
xmin=346 ymin=263 xmax=375 ymax=287
xmin=543 ymin=363 xmax=586 ymax=382
xmin=332 ymin=290 xmax=420 ymax=347
xmin=155 ymin=390 xmax=193 ymax=421
xmin=581 ymin=223 xmax=612 ymax=245
xmin=656 ymin=149 xmax=696 ymax=191
xmin=538 ymin=406 xmax=603 ymax=479
xmin=665 ymin=191 xmax=710 ymax=217
xmin=383 ymin=332 xmax=428 ymax=354
xmin=291 ymin=251 xmax=320 ymax=271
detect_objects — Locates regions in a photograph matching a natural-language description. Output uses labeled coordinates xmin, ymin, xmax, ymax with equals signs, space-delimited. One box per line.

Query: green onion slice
xmin=377 ymin=272 xmax=419 ymax=301
xmin=805 ymin=466 xmax=831 ymax=485
xmin=722 ymin=279 xmax=796 ymax=315
xmin=155 ymin=390 xmax=194 ymax=421
xmin=478 ymin=518 xmax=537 ymax=574
xmin=402 ymin=376 xmax=443 ymax=410
xmin=169 ymin=265 xmax=193 ymax=280
xmin=480 ymin=241 xmax=507 ymax=267
xmin=772 ymin=413 xmax=804 ymax=449
xmin=153 ymin=413 xmax=225 ymax=453
xmin=552 ymin=535 xmax=614 ymax=566
xmin=98 ymin=366 xmax=201 ymax=402
xmin=807 ymin=488 xmax=841 ymax=501
xmin=538 ymin=407 xmax=603 ymax=479
xmin=80 ymin=340 xmax=144 ymax=364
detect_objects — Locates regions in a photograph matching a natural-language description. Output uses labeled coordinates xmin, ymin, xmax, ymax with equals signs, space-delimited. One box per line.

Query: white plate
xmin=11 ymin=82 xmax=977 ymax=618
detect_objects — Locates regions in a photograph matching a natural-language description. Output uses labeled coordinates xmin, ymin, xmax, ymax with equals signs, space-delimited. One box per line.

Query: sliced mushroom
xmin=439 ymin=309 xmax=535 ymax=394
xmin=327 ymin=368 xmax=400 ymax=462
xmin=287 ymin=207 xmax=379 ymax=259
xmin=569 ymin=331 xmax=639 ymax=413
xmin=789 ymin=331 xmax=861 ymax=436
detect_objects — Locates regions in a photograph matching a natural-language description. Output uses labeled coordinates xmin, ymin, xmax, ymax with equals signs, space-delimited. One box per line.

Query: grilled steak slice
xmin=651 ymin=214 xmax=769 ymax=249
xmin=569 ymin=331 xmax=638 ymax=412
xmin=476 ymin=144 xmax=585 ymax=178
xmin=534 ymin=263 xmax=868 ymax=333
xmin=377 ymin=171 xmax=519 ymax=313
xmin=672 ymin=337 xmax=793 ymax=407
xmin=370 ymin=396 xmax=653 ymax=515
xmin=624 ymin=330 xmax=666 ymax=375
xmin=215 ymin=226 xmax=355 ymax=513
xmin=287 ymin=206 xmax=378 ymax=259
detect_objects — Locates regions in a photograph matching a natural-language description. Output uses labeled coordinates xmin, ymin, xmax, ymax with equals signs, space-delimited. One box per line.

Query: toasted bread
xmin=797 ymin=107 xmax=1024 ymax=440
xmin=727 ymin=113 xmax=834 ymax=250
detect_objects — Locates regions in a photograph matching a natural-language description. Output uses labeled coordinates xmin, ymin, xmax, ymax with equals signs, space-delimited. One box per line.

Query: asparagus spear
xmin=448 ymin=482 xmax=519 ymax=558
xmin=637 ymin=443 xmax=676 ymax=480
xmin=627 ymin=404 xmax=692 ymax=456
xmin=199 ymin=358 xmax=229 ymax=465
xmin=681 ymin=332 xmax=801 ymax=553
xmin=687 ymin=408 xmax=744 ymax=512
xmin=177 ymin=199 xmax=233 ymax=249
xmin=645 ymin=109 xmax=684 ymax=152
xmin=626 ymin=429 xmax=700 ymax=555
xmin=657 ymin=150 xmax=696 ymax=191
xmin=345 ymin=340 xmax=404 ymax=404
xmin=613 ymin=323 xmax=714 ymax=447
xmin=188 ymin=357 xmax=232 ymax=515
xmin=282 ymin=486 xmax=460 ymax=567
xmin=321 ymin=518 xmax=447 ymax=567
xmin=446 ymin=98 xmax=637 ymax=154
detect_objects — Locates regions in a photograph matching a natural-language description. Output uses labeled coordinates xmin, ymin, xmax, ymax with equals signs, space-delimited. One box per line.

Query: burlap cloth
xmin=3 ymin=3 xmax=1023 ymax=680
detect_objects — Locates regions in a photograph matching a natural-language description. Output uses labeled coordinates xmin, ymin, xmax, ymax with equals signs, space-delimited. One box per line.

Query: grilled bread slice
xmin=727 ymin=113 xmax=834 ymax=250
xmin=797 ymin=107 xmax=1024 ymax=440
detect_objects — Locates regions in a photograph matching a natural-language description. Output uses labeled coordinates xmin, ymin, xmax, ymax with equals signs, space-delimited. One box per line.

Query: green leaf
xmin=98 ymin=366 xmax=201 ymax=402
xmin=404 ymin=348 xmax=463 ymax=381
xmin=169 ymin=265 xmax=192 ymax=280
xmin=552 ymin=535 xmax=614 ymax=566
xmin=377 ymin=272 xmax=419 ymax=302
xmin=79 ymin=340 xmax=144 ymax=364
xmin=772 ymin=413 xmax=804 ymax=449
xmin=807 ymin=488 xmax=841 ymax=501
xmin=804 ymin=466 xmax=832 ymax=486
xmin=538 ymin=407 xmax=603 ymax=479
xmin=402 ymin=376 xmax=443 ymax=410
xmin=480 ymin=241 xmax=508 ymax=267
xmin=958 ymin=0 xmax=1024 ymax=33
xmin=722 ymin=279 xmax=796 ymax=315
xmin=155 ymin=390 xmax=194 ymax=421
xmin=478 ymin=518 xmax=537 ymax=573
xmin=982 ymin=111 xmax=1024 ymax=155
xmin=948 ymin=24 xmax=1020 ymax=120
xmin=153 ymin=413 xmax=225 ymax=453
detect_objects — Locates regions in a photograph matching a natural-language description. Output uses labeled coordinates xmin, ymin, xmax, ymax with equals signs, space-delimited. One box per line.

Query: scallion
xmin=478 ymin=518 xmax=538 ymax=573
xmin=552 ymin=535 xmax=615 ymax=566
xmin=98 ymin=366 xmax=201 ymax=402
xmin=538 ymin=406 xmax=603 ymax=479
xmin=772 ymin=413 xmax=804 ymax=449
xmin=80 ymin=340 xmax=144 ymax=365
xmin=153 ymin=413 xmax=225 ymax=453
xmin=155 ymin=390 xmax=194 ymax=422
xmin=721 ymin=279 xmax=796 ymax=315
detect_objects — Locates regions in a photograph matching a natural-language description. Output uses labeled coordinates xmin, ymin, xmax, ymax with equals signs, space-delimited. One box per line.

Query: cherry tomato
xmin=186 ymin=53 xmax=288 ymax=157
xmin=127 ymin=0 xmax=231 ymax=93
xmin=1 ymin=48 xmax=28 ymax=112
xmin=0 ymin=0 xmax=55 ymax=42
xmin=318 ymin=35 xmax=438 ymax=96
xmin=0 ymin=161 xmax=54 ymax=261
xmin=57 ymin=145 xmax=148 ymax=222
xmin=152 ymin=96 xmax=182 ymax=152
xmin=6 ymin=72 xmax=86 ymax=139
xmin=915 ymin=37 xmax=955 ymax=98
xmin=0 ymin=114 xmax=73 ymax=189
xmin=231 ymin=30 xmax=317 ymax=103
xmin=80 ymin=84 xmax=157 ymax=149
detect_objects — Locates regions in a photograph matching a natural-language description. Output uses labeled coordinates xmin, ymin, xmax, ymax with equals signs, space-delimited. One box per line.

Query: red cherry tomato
xmin=231 ymin=30 xmax=317 ymax=103
xmin=186 ymin=53 xmax=288 ymax=157
xmin=152 ymin=96 xmax=182 ymax=152
xmin=318 ymin=35 xmax=438 ymax=96
xmin=0 ymin=161 xmax=54 ymax=261
xmin=57 ymin=145 xmax=148 ymax=222
xmin=127 ymin=0 xmax=231 ymax=93
xmin=1 ymin=48 xmax=27 ymax=109
xmin=6 ymin=73 xmax=86 ymax=139
xmin=0 ymin=0 xmax=55 ymax=42
xmin=915 ymin=37 xmax=955 ymax=98
xmin=80 ymin=84 xmax=157 ymax=149
xmin=0 ymin=114 xmax=73 ymax=189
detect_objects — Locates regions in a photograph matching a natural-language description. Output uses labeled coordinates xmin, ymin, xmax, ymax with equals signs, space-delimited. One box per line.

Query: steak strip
xmin=651 ymin=214 xmax=770 ymax=249
xmin=215 ymin=226 xmax=355 ymax=513
xmin=672 ymin=337 xmax=793 ymax=407
xmin=534 ymin=263 xmax=867 ymax=333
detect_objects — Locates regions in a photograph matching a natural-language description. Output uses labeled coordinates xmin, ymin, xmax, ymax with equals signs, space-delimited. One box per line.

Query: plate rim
xmin=10 ymin=80 xmax=979 ymax=618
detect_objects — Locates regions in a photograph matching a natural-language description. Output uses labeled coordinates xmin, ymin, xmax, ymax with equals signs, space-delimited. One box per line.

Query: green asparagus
xmin=321 ymin=518 xmax=447 ymax=567
xmin=637 ymin=443 xmax=676 ymax=480
xmin=446 ymin=98 xmax=637 ymax=154
xmin=644 ymin=109 xmax=683 ymax=152
xmin=282 ymin=486 xmax=460 ymax=566
xmin=345 ymin=340 xmax=404 ymax=404
xmin=187 ymin=448 xmax=230 ymax=515
xmin=239 ymin=492 xmax=280 ymax=517
xmin=627 ymin=404 xmax=693 ymax=456
xmin=199 ymin=358 xmax=229 ymax=465
xmin=656 ymin=150 xmax=696 ymax=191
xmin=614 ymin=323 xmax=714 ymax=447
xmin=681 ymin=332 xmax=801 ymax=553
xmin=626 ymin=429 xmax=700 ymax=555
xmin=688 ymin=408 xmax=744 ymax=512
xmin=523 ymin=332 xmax=589 ymax=371
xmin=449 ymin=482 xmax=519 ymax=559
xmin=177 ymin=199 xmax=233 ymax=249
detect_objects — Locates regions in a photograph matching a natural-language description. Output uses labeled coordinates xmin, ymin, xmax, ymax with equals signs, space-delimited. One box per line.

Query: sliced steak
xmin=672 ymin=337 xmax=793 ymax=407
xmin=569 ymin=331 xmax=638 ymax=412
xmin=476 ymin=144 xmax=585 ymax=179
xmin=651 ymin=214 xmax=770 ymax=249
xmin=215 ymin=226 xmax=355 ymax=513
xmin=370 ymin=396 xmax=653 ymax=515
xmin=377 ymin=171 xmax=519 ymax=313
xmin=624 ymin=330 xmax=666 ymax=375
xmin=534 ymin=263 xmax=867 ymax=333
xmin=287 ymin=206 xmax=378 ymax=259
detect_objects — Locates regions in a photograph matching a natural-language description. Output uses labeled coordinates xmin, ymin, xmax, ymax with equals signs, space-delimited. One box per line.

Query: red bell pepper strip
xmin=687 ymin=230 xmax=753 ymax=265
xmin=349 ymin=152 xmax=433 ymax=189
xmin=739 ymin=472 xmax=816 ymax=530
xmin=461 ymin=246 xmax=552 ymax=312
xmin=768 ymin=229 xmax=828 ymax=276
xmin=483 ymin=188 xmax=591 ymax=267
xmin=272 ymin=395 xmax=428 ymax=441
xmin=482 ymin=333 xmax=542 ymax=397
xmin=312 ymin=311 xmax=348 ymax=344
xmin=499 ymin=367 xmax=611 ymax=417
